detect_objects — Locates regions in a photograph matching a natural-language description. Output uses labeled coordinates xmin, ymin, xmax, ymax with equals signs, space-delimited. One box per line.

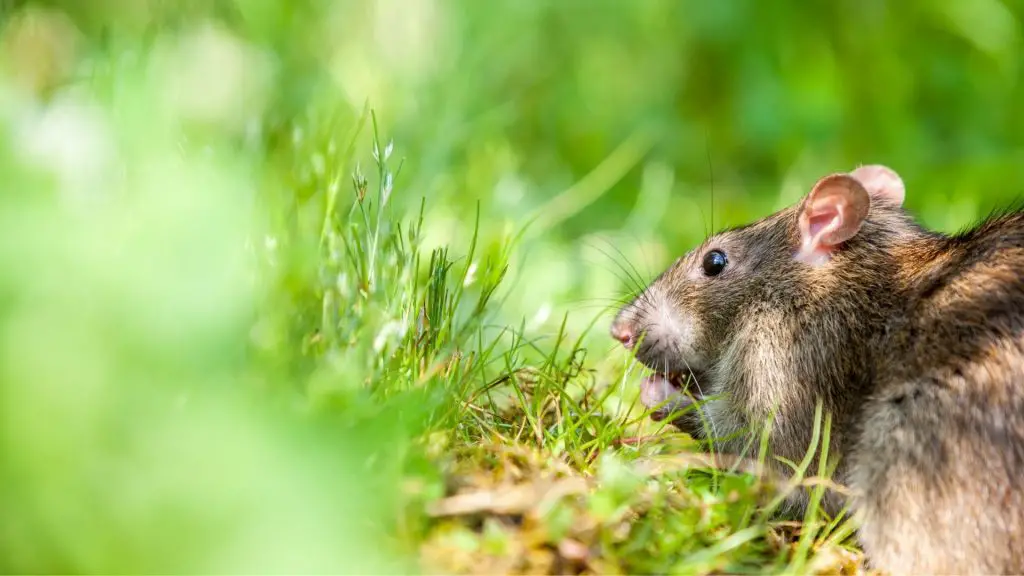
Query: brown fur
xmin=611 ymin=172 xmax=1024 ymax=573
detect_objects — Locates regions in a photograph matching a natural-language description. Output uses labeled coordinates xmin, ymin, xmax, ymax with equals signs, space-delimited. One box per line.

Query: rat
xmin=610 ymin=164 xmax=1024 ymax=574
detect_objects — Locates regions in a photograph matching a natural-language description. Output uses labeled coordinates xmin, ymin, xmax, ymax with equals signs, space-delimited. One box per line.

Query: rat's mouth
xmin=640 ymin=370 xmax=706 ymax=421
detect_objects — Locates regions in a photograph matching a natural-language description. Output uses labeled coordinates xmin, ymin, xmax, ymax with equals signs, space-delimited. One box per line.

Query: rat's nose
xmin=610 ymin=322 xmax=636 ymax=349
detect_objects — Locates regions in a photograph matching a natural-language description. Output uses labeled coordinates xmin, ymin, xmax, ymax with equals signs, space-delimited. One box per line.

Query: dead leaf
xmin=428 ymin=477 xmax=590 ymax=518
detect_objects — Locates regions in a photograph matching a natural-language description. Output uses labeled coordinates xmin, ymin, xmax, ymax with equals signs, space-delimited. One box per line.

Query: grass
xmin=3 ymin=1 xmax=1021 ymax=573
xmin=273 ymin=109 xmax=869 ymax=574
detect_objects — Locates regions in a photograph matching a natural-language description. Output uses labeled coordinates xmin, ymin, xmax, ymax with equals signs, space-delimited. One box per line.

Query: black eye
xmin=702 ymin=250 xmax=728 ymax=277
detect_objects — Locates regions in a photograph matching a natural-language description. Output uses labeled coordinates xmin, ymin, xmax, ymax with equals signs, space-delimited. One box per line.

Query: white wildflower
xmin=463 ymin=261 xmax=478 ymax=287
xmin=530 ymin=303 xmax=552 ymax=328
xmin=373 ymin=320 xmax=406 ymax=353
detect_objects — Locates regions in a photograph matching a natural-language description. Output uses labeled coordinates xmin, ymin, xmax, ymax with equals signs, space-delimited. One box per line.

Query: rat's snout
xmin=610 ymin=319 xmax=637 ymax=349
xmin=610 ymin=282 xmax=707 ymax=378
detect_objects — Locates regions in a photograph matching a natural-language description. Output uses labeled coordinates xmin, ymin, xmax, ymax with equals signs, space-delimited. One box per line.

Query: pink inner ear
xmin=795 ymin=174 xmax=870 ymax=266
xmin=806 ymin=212 xmax=838 ymax=238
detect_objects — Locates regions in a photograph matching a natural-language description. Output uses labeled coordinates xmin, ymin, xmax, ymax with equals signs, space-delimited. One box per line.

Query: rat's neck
xmin=826 ymin=214 xmax=949 ymax=436
xmin=790 ymin=214 xmax=943 ymax=453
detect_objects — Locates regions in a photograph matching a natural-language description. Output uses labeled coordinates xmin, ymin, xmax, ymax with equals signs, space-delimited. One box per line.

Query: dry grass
xmin=416 ymin=359 xmax=870 ymax=575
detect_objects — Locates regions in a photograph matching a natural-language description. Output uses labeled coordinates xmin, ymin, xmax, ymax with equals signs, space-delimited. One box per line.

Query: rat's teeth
xmin=640 ymin=374 xmax=679 ymax=409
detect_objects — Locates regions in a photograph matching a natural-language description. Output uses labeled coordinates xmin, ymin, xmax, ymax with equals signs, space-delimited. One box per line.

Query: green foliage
xmin=0 ymin=0 xmax=1021 ymax=573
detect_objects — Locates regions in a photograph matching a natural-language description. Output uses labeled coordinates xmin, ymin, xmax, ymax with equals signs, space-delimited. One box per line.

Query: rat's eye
xmin=701 ymin=250 xmax=728 ymax=277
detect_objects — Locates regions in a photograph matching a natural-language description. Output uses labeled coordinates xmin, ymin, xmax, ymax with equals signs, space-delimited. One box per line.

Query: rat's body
xmin=610 ymin=166 xmax=1024 ymax=573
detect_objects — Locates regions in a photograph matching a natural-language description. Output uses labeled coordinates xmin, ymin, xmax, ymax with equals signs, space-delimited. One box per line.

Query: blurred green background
xmin=1 ymin=0 xmax=1022 ymax=572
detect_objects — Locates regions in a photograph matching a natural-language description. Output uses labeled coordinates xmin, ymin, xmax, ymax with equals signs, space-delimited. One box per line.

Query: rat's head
xmin=610 ymin=165 xmax=907 ymax=431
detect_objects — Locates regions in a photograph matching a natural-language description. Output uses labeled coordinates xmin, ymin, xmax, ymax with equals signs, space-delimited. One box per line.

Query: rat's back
xmin=852 ymin=209 xmax=1024 ymax=574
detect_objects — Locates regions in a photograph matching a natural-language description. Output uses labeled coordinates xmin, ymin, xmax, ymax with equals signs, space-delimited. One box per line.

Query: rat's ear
xmin=850 ymin=164 xmax=905 ymax=207
xmin=795 ymin=174 xmax=870 ymax=265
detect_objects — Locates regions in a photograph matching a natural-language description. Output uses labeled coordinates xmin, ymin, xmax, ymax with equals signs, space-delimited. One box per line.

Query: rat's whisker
xmin=584 ymin=240 xmax=648 ymax=297
xmin=593 ymin=234 xmax=652 ymax=294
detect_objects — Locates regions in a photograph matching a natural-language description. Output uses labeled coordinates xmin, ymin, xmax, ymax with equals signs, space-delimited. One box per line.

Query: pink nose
xmin=610 ymin=323 xmax=636 ymax=349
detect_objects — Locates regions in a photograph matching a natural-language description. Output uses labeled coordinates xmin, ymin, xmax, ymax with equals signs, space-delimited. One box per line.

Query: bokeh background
xmin=1 ymin=0 xmax=1022 ymax=572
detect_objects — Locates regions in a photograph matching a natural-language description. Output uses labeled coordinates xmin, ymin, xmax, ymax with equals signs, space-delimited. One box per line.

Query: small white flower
xmin=384 ymin=140 xmax=394 ymax=161
xmin=373 ymin=320 xmax=405 ymax=353
xmin=16 ymin=98 xmax=116 ymax=204
xmin=530 ymin=303 xmax=552 ymax=328
xmin=463 ymin=261 xmax=477 ymax=287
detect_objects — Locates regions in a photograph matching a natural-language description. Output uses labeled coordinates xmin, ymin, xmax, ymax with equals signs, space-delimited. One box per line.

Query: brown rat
xmin=610 ymin=165 xmax=1024 ymax=574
